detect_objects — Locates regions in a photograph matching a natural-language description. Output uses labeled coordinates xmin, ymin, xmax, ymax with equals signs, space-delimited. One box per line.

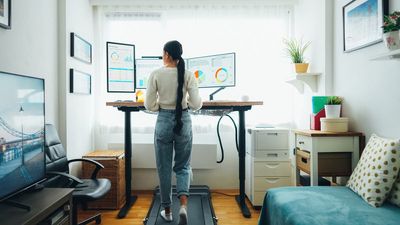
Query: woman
xmin=144 ymin=40 xmax=202 ymax=224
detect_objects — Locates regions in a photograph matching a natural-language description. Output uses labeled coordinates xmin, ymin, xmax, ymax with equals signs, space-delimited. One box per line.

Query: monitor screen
xmin=107 ymin=42 xmax=136 ymax=93
xmin=186 ymin=53 xmax=236 ymax=88
xmin=0 ymin=71 xmax=45 ymax=202
xmin=135 ymin=58 xmax=163 ymax=89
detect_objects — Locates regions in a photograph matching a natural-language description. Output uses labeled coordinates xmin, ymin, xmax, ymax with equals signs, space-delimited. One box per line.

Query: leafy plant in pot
xmin=324 ymin=96 xmax=343 ymax=118
xmin=283 ymin=38 xmax=311 ymax=73
xmin=382 ymin=11 xmax=400 ymax=51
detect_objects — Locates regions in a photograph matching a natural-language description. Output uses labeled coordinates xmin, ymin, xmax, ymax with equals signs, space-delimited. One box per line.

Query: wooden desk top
xmin=106 ymin=100 xmax=263 ymax=107
xmin=294 ymin=129 xmax=363 ymax=137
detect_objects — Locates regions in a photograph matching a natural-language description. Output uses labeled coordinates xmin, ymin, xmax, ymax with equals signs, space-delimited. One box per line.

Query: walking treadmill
xmin=143 ymin=185 xmax=218 ymax=225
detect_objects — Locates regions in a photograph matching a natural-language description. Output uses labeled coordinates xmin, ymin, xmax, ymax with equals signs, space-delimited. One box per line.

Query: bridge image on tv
xmin=0 ymin=114 xmax=45 ymax=198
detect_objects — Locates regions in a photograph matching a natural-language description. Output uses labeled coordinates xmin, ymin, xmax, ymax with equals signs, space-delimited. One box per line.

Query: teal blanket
xmin=258 ymin=186 xmax=400 ymax=225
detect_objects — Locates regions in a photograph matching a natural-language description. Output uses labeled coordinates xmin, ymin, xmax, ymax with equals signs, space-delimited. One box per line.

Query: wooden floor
xmin=79 ymin=190 xmax=261 ymax=225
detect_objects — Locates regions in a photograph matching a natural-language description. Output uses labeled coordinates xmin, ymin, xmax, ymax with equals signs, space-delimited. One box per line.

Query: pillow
xmin=347 ymin=134 xmax=400 ymax=207
xmin=388 ymin=173 xmax=400 ymax=206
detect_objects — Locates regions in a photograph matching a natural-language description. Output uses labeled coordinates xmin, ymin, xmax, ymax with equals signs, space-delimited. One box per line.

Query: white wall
xmin=292 ymin=0 xmax=334 ymax=129
xmin=0 ymin=0 xmax=58 ymax=125
xmin=333 ymin=0 xmax=400 ymax=139
xmin=59 ymin=0 xmax=95 ymax=175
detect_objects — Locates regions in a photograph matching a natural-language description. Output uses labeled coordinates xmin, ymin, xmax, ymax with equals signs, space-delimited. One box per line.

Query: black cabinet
xmin=0 ymin=188 xmax=73 ymax=225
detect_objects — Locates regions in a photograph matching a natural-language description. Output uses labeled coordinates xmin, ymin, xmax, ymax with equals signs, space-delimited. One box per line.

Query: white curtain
xmin=93 ymin=2 xmax=295 ymax=148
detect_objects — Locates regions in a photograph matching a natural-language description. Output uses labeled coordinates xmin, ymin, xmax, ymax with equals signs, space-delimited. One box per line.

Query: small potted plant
xmin=283 ymin=38 xmax=311 ymax=73
xmin=324 ymin=96 xmax=343 ymax=118
xmin=382 ymin=11 xmax=400 ymax=51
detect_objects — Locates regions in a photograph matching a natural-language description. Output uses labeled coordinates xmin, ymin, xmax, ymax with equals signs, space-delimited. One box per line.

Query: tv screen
xmin=135 ymin=58 xmax=163 ymax=89
xmin=0 ymin=71 xmax=45 ymax=202
xmin=186 ymin=53 xmax=236 ymax=88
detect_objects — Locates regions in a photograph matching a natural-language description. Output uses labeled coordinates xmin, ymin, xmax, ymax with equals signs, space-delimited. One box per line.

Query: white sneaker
xmin=160 ymin=210 xmax=173 ymax=222
xmin=178 ymin=206 xmax=188 ymax=225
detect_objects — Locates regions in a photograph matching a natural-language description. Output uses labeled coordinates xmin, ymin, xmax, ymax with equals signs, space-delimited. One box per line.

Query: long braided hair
xmin=163 ymin=40 xmax=185 ymax=135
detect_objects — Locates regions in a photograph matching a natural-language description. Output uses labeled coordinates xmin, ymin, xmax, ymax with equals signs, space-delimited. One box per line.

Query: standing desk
xmin=106 ymin=100 xmax=263 ymax=218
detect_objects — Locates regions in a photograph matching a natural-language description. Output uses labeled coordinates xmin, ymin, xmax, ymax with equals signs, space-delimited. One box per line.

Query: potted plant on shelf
xmin=382 ymin=11 xmax=400 ymax=51
xmin=283 ymin=38 xmax=311 ymax=73
xmin=324 ymin=96 xmax=343 ymax=118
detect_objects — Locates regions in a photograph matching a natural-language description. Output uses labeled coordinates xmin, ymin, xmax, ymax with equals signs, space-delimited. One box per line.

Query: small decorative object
xmin=343 ymin=0 xmax=388 ymax=52
xmin=70 ymin=32 xmax=92 ymax=64
xmin=321 ymin=118 xmax=349 ymax=132
xmin=324 ymin=96 xmax=342 ymax=118
xmin=283 ymin=38 xmax=311 ymax=73
xmin=135 ymin=90 xmax=144 ymax=102
xmin=0 ymin=0 xmax=11 ymax=29
xmin=69 ymin=69 xmax=91 ymax=94
xmin=382 ymin=11 xmax=400 ymax=50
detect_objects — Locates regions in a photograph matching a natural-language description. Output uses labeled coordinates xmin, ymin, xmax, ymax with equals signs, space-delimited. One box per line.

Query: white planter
xmin=324 ymin=105 xmax=341 ymax=118
xmin=383 ymin=31 xmax=400 ymax=51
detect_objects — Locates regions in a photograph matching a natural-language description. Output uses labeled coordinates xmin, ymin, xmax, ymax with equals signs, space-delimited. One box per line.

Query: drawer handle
xmin=266 ymin=133 xmax=278 ymax=136
xmin=299 ymin=141 xmax=305 ymax=144
xmin=265 ymin=163 xmax=279 ymax=169
xmin=266 ymin=153 xmax=278 ymax=158
xmin=265 ymin=178 xmax=279 ymax=183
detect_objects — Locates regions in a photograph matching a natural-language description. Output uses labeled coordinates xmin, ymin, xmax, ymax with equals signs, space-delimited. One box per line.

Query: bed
xmin=258 ymin=186 xmax=400 ymax=225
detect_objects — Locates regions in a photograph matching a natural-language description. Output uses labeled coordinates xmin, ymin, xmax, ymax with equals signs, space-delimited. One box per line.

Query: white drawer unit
xmin=245 ymin=128 xmax=292 ymax=207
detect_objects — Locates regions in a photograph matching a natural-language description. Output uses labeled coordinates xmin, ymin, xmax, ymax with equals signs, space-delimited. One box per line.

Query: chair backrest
xmin=45 ymin=124 xmax=69 ymax=173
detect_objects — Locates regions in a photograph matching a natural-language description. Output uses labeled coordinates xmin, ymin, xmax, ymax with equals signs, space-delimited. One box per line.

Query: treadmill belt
xmin=144 ymin=185 xmax=217 ymax=225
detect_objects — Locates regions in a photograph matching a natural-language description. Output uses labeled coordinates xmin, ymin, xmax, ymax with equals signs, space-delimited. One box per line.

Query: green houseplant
xmin=283 ymin=38 xmax=311 ymax=73
xmin=325 ymin=96 xmax=343 ymax=118
xmin=382 ymin=11 xmax=400 ymax=51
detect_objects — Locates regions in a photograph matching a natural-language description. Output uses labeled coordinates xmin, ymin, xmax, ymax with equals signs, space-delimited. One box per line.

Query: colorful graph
xmin=194 ymin=70 xmax=205 ymax=83
xmin=214 ymin=67 xmax=228 ymax=83
xmin=111 ymin=52 xmax=119 ymax=61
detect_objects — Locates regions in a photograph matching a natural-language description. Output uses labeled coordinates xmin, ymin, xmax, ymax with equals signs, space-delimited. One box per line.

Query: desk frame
xmin=107 ymin=101 xmax=262 ymax=218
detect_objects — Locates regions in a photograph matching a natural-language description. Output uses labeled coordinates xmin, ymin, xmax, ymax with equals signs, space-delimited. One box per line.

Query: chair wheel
xmin=95 ymin=217 xmax=101 ymax=224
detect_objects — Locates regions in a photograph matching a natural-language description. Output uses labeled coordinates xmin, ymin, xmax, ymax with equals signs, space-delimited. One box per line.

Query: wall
xmin=0 ymin=0 xmax=58 ymax=125
xmin=59 ymin=0 xmax=95 ymax=175
xmin=333 ymin=0 xmax=400 ymax=139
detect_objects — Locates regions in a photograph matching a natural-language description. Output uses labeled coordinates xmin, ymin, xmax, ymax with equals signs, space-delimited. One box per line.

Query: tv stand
xmin=3 ymin=199 xmax=31 ymax=211
xmin=209 ymin=87 xmax=225 ymax=100
xmin=0 ymin=188 xmax=73 ymax=225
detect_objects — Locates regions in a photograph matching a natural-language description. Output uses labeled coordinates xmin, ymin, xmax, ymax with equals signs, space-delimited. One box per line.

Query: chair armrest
xmin=47 ymin=171 xmax=83 ymax=187
xmin=68 ymin=158 xmax=105 ymax=179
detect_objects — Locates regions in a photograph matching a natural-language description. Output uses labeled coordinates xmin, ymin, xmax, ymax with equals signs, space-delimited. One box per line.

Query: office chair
xmin=43 ymin=124 xmax=111 ymax=225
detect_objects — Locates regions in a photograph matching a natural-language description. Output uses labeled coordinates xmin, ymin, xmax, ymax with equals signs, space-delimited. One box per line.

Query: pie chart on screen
xmin=215 ymin=67 xmax=228 ymax=83
xmin=194 ymin=70 xmax=205 ymax=83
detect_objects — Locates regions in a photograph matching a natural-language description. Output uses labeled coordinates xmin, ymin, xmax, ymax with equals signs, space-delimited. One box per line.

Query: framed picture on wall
xmin=70 ymin=69 xmax=91 ymax=94
xmin=343 ymin=0 xmax=388 ymax=52
xmin=70 ymin=32 xmax=92 ymax=63
xmin=0 ymin=0 xmax=11 ymax=29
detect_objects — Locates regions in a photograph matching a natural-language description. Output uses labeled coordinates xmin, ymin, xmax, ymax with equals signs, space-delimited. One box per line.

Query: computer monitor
xmin=0 ymin=71 xmax=46 ymax=202
xmin=135 ymin=58 xmax=163 ymax=89
xmin=186 ymin=53 xmax=236 ymax=88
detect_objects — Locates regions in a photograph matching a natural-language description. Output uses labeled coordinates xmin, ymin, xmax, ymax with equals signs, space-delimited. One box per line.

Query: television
xmin=135 ymin=58 xmax=163 ymax=89
xmin=186 ymin=52 xmax=236 ymax=88
xmin=0 ymin=71 xmax=46 ymax=202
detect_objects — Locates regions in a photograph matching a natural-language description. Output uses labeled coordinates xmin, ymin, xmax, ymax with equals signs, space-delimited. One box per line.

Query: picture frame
xmin=69 ymin=69 xmax=91 ymax=95
xmin=343 ymin=0 xmax=388 ymax=52
xmin=70 ymin=32 xmax=92 ymax=64
xmin=106 ymin=42 xmax=136 ymax=93
xmin=0 ymin=0 xmax=11 ymax=29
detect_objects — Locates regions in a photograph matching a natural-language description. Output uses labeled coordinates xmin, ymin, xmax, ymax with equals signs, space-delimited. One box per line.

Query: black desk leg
xmin=235 ymin=110 xmax=251 ymax=218
xmin=118 ymin=109 xmax=138 ymax=218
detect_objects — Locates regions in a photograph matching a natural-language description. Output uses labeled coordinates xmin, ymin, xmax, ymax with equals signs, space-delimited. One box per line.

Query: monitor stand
xmin=2 ymin=199 xmax=31 ymax=211
xmin=209 ymin=87 xmax=225 ymax=101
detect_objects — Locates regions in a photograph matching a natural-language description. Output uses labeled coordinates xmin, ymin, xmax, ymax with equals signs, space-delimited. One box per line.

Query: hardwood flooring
xmin=78 ymin=190 xmax=261 ymax=225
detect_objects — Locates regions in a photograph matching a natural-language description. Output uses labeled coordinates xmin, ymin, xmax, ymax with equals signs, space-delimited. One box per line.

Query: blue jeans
xmin=155 ymin=109 xmax=192 ymax=208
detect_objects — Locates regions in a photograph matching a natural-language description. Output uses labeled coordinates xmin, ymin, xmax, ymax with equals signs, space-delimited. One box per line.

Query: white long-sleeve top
xmin=144 ymin=67 xmax=202 ymax=112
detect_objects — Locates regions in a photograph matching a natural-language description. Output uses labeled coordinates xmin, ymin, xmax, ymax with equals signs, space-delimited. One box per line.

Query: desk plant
xmin=283 ymin=38 xmax=311 ymax=73
xmin=382 ymin=11 xmax=400 ymax=50
xmin=325 ymin=96 xmax=343 ymax=118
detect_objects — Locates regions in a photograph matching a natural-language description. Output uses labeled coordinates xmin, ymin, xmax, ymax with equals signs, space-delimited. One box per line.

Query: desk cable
xmin=216 ymin=113 xmax=239 ymax=163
